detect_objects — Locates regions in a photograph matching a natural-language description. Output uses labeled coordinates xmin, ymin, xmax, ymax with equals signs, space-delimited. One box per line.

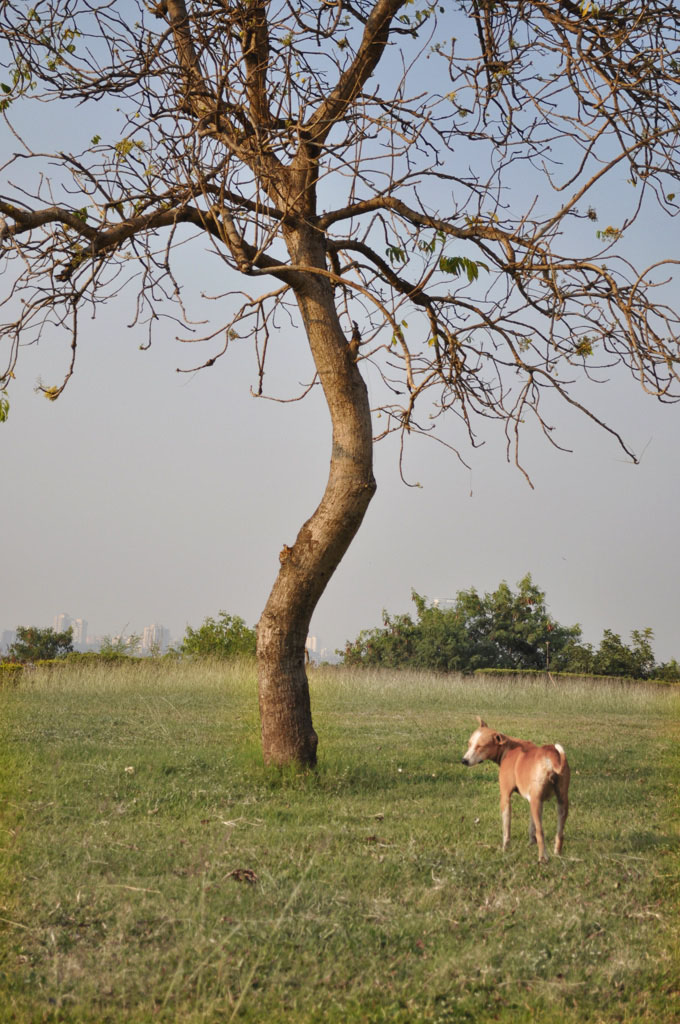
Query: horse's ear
xmin=494 ymin=733 xmax=506 ymax=745
xmin=476 ymin=716 xmax=487 ymax=728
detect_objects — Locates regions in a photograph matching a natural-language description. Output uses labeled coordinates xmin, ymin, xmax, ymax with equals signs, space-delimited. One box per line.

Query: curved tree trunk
xmin=256 ymin=227 xmax=376 ymax=766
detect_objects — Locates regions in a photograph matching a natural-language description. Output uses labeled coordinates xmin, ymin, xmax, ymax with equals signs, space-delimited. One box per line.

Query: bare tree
xmin=1 ymin=1 xmax=679 ymax=764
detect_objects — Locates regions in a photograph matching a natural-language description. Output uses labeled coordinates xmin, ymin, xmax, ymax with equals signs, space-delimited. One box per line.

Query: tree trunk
xmin=256 ymin=227 xmax=376 ymax=766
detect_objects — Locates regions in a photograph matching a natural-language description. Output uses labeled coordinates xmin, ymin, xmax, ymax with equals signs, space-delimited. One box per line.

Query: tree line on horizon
xmin=1 ymin=612 xmax=257 ymax=664
xmin=3 ymin=577 xmax=678 ymax=682
xmin=341 ymin=575 xmax=680 ymax=682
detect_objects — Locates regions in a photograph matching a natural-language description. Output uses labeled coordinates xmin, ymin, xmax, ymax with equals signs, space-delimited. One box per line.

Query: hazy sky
xmin=2 ymin=9 xmax=679 ymax=663
xmin=3 ymin=260 xmax=678 ymax=660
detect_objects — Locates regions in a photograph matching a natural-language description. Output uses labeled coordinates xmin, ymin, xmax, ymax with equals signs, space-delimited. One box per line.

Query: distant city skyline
xmin=0 ymin=629 xmax=16 ymax=655
xmin=0 ymin=613 xmax=344 ymax=661
xmin=0 ymin=614 xmax=176 ymax=656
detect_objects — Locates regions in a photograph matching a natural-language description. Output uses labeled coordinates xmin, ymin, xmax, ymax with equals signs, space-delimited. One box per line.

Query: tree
xmin=8 ymin=625 xmax=73 ymax=662
xmin=343 ymin=581 xmax=674 ymax=677
xmin=652 ymin=658 xmax=680 ymax=682
xmin=181 ymin=611 xmax=257 ymax=659
xmin=342 ymin=609 xmax=423 ymax=669
xmin=99 ymin=633 xmax=142 ymax=657
xmin=343 ymin=576 xmax=584 ymax=672
xmin=444 ymin=576 xmax=585 ymax=672
xmin=591 ymin=627 xmax=656 ymax=679
xmin=1 ymin=2 xmax=679 ymax=763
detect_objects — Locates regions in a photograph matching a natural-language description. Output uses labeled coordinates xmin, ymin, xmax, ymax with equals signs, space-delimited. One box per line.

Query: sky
xmin=2 ymin=8 xmax=679 ymax=663
xmin=3 ymin=270 xmax=678 ymax=661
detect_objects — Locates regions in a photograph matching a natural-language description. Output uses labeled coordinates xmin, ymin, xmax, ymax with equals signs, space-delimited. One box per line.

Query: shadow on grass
xmin=253 ymin=757 xmax=497 ymax=812
xmin=623 ymin=830 xmax=679 ymax=853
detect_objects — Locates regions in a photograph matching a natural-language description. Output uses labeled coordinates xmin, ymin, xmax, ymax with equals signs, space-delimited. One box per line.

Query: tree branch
xmin=301 ymin=0 xmax=407 ymax=147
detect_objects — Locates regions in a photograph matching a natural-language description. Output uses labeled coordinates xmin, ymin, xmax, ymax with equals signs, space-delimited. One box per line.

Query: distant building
xmin=54 ymin=612 xmax=73 ymax=633
xmin=72 ymin=618 xmax=88 ymax=649
xmin=305 ymin=635 xmax=318 ymax=663
xmin=142 ymin=623 xmax=171 ymax=655
xmin=1 ymin=629 xmax=16 ymax=655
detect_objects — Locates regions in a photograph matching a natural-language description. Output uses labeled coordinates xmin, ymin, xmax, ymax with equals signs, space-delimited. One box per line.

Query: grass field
xmin=1 ymin=660 xmax=678 ymax=1023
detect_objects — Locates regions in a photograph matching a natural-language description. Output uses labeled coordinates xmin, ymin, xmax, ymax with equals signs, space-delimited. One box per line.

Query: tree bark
xmin=256 ymin=226 xmax=376 ymax=766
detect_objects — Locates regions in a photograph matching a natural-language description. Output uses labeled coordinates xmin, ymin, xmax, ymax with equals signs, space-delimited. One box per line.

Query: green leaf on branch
xmin=114 ymin=137 xmax=146 ymax=161
xmin=438 ymin=255 xmax=488 ymax=283
xmin=574 ymin=337 xmax=594 ymax=358
xmin=386 ymin=244 xmax=407 ymax=265
xmin=596 ymin=226 xmax=623 ymax=242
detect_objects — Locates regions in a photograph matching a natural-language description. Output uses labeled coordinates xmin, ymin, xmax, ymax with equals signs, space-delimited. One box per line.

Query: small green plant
xmin=99 ymin=632 xmax=142 ymax=656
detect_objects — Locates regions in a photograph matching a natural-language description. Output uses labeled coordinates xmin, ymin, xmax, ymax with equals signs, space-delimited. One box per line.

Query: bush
xmin=342 ymin=575 xmax=584 ymax=673
xmin=342 ymin=577 xmax=676 ymax=680
xmin=651 ymin=658 xmax=680 ymax=683
xmin=181 ymin=612 xmax=257 ymax=659
xmin=65 ymin=650 xmax=142 ymax=666
xmin=8 ymin=625 xmax=73 ymax=662
xmin=0 ymin=662 xmax=23 ymax=686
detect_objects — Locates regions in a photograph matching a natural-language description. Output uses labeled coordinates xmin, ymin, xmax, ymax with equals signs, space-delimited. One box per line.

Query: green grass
xmin=1 ymin=661 xmax=678 ymax=1023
